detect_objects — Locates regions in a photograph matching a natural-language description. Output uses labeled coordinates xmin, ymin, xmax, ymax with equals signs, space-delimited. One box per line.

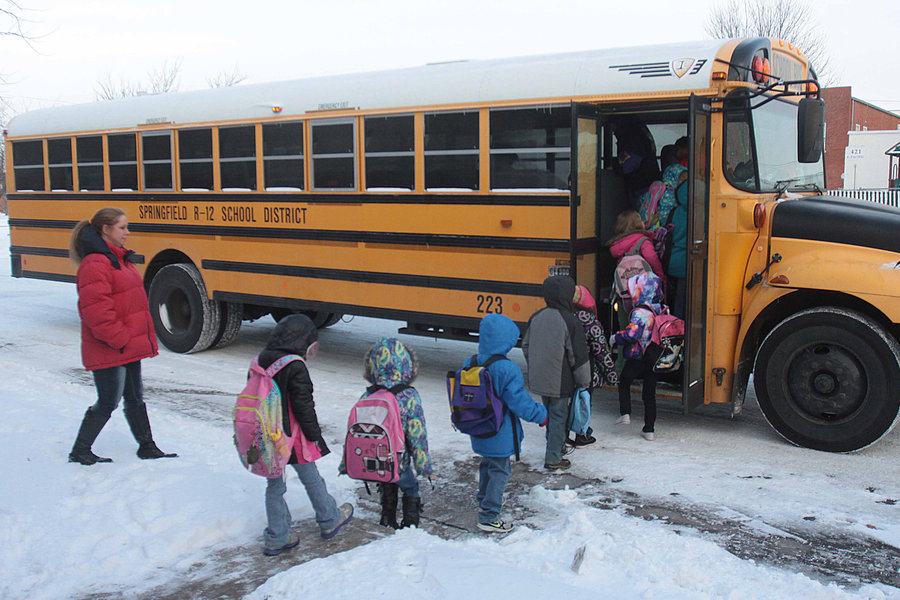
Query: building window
xmin=142 ymin=131 xmax=173 ymax=190
xmin=312 ymin=120 xmax=356 ymax=190
xmin=48 ymin=138 xmax=73 ymax=191
xmin=179 ymin=129 xmax=213 ymax=190
xmin=12 ymin=140 xmax=45 ymax=191
xmin=219 ymin=125 xmax=257 ymax=190
xmin=262 ymin=122 xmax=304 ymax=190
xmin=424 ymin=111 xmax=479 ymax=190
xmin=365 ymin=115 xmax=414 ymax=190
xmin=490 ymin=106 xmax=570 ymax=190
xmin=76 ymin=136 xmax=104 ymax=191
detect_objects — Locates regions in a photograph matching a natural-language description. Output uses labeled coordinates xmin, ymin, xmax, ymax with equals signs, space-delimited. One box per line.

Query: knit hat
xmin=573 ymin=285 xmax=597 ymax=315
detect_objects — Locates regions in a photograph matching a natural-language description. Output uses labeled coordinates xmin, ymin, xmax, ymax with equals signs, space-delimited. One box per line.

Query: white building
xmin=842 ymin=128 xmax=900 ymax=189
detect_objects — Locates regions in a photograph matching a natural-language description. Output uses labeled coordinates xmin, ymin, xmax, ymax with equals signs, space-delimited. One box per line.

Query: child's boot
xmin=379 ymin=483 xmax=399 ymax=529
xmin=400 ymin=495 xmax=422 ymax=528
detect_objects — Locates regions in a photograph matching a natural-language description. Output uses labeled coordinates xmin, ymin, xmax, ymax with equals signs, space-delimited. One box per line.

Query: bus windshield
xmin=724 ymin=91 xmax=825 ymax=193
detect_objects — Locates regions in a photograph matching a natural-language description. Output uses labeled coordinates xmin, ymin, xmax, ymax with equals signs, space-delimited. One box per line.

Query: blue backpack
xmin=567 ymin=387 xmax=592 ymax=436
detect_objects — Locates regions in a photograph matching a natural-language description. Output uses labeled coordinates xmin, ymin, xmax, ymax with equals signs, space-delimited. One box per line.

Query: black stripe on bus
xmin=213 ymin=291 xmax=526 ymax=331
xmin=203 ymin=259 xmax=544 ymax=297
xmin=10 ymin=246 xmax=70 ymax=258
xmin=20 ymin=271 xmax=77 ymax=284
xmin=9 ymin=218 xmax=569 ymax=252
xmin=7 ymin=191 xmax=570 ymax=207
xmin=771 ymin=195 xmax=900 ymax=255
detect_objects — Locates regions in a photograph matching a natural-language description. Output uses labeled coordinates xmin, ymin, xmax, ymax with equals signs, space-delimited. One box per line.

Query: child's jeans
xmin=617 ymin=346 xmax=662 ymax=433
xmin=541 ymin=395 xmax=570 ymax=464
xmin=264 ymin=462 xmax=339 ymax=549
xmin=397 ymin=465 xmax=420 ymax=498
xmin=476 ymin=455 xmax=511 ymax=524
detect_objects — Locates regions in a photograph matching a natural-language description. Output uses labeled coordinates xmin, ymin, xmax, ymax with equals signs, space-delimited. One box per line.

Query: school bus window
xmin=108 ymin=133 xmax=138 ymax=191
xmin=311 ymin=120 xmax=355 ymax=191
xmin=12 ymin=140 xmax=45 ymax=192
xmin=76 ymin=136 xmax=104 ymax=191
xmin=141 ymin=131 xmax=173 ymax=191
xmin=424 ymin=111 xmax=479 ymax=190
xmin=219 ymin=125 xmax=257 ymax=191
xmin=262 ymin=122 xmax=304 ymax=191
xmin=724 ymin=93 xmax=758 ymax=191
xmin=48 ymin=138 xmax=74 ymax=191
xmin=490 ymin=106 xmax=570 ymax=190
xmin=179 ymin=128 xmax=214 ymax=191
xmin=365 ymin=114 xmax=414 ymax=190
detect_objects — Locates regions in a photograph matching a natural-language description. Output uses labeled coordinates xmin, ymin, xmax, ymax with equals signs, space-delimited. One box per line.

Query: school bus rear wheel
xmin=754 ymin=307 xmax=900 ymax=452
xmin=148 ymin=263 xmax=221 ymax=353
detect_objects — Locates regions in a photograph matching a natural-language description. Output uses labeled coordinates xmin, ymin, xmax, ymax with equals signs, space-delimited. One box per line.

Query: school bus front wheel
xmin=753 ymin=307 xmax=900 ymax=452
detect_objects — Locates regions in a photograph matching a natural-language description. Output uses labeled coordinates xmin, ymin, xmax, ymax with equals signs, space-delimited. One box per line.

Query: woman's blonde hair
xmin=612 ymin=209 xmax=646 ymax=237
xmin=69 ymin=207 xmax=126 ymax=265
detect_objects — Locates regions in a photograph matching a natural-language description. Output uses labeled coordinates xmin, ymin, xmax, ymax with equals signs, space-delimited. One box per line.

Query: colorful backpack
xmin=447 ymin=355 xmax=519 ymax=459
xmin=567 ymin=387 xmax=592 ymax=436
xmin=613 ymin=238 xmax=654 ymax=308
xmin=639 ymin=304 xmax=686 ymax=373
xmin=344 ymin=385 xmax=406 ymax=484
xmin=234 ymin=354 xmax=319 ymax=478
xmin=640 ymin=180 xmax=667 ymax=230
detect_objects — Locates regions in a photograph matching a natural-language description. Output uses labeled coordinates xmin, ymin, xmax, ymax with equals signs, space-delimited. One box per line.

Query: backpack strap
xmin=264 ymin=354 xmax=304 ymax=378
xmin=624 ymin=237 xmax=647 ymax=257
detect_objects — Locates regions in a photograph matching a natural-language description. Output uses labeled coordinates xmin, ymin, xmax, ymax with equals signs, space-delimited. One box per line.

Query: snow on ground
xmin=1 ymin=213 xmax=898 ymax=600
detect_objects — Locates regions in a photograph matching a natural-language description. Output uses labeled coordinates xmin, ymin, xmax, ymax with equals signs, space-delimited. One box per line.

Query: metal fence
xmin=827 ymin=188 xmax=900 ymax=208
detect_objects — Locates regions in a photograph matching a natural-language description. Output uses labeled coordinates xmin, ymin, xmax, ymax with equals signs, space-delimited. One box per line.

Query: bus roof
xmin=9 ymin=39 xmax=737 ymax=137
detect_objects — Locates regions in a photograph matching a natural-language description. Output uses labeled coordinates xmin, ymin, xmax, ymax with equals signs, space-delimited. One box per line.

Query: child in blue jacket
xmin=464 ymin=314 xmax=548 ymax=533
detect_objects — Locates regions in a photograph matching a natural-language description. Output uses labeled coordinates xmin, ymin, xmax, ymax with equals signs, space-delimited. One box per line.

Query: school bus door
xmin=571 ymin=103 xmax=602 ymax=296
xmin=685 ymin=95 xmax=712 ymax=409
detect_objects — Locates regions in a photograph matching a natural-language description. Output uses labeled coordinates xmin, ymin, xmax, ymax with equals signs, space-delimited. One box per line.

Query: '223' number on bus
xmin=476 ymin=294 xmax=503 ymax=314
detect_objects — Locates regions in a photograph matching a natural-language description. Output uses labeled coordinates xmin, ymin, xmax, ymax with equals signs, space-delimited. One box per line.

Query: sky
xmin=1 ymin=0 xmax=899 ymax=118
xmin=1 ymin=213 xmax=899 ymax=599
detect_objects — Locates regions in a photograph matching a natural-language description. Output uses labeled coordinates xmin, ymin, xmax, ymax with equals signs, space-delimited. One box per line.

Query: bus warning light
xmin=500 ymin=219 xmax=513 ymax=227
xmin=753 ymin=203 xmax=766 ymax=228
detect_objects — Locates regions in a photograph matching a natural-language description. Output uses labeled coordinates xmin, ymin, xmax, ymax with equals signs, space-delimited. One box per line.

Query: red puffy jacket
xmin=76 ymin=229 xmax=158 ymax=370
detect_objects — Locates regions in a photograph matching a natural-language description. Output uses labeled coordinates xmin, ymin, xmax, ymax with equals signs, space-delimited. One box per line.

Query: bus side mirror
xmin=798 ymin=97 xmax=824 ymax=163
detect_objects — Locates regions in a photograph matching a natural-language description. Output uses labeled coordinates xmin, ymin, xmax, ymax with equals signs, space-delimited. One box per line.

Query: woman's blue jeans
xmin=91 ymin=361 xmax=144 ymax=417
xmin=264 ymin=462 xmax=339 ymax=549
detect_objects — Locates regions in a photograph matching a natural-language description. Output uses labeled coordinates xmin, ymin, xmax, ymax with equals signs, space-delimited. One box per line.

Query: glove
xmin=609 ymin=334 xmax=617 ymax=347
xmin=315 ymin=438 xmax=331 ymax=456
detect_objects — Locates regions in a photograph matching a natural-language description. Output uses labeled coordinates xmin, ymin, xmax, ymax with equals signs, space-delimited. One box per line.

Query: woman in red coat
xmin=67 ymin=207 xmax=176 ymax=465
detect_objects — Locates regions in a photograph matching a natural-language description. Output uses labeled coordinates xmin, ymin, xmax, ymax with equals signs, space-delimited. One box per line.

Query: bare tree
xmin=207 ymin=65 xmax=247 ymax=88
xmin=95 ymin=58 xmax=183 ymax=100
xmin=706 ymin=0 xmax=833 ymax=86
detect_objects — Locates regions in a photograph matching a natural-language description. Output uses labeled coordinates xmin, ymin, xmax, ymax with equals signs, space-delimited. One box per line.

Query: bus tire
xmin=148 ymin=263 xmax=220 ymax=354
xmin=321 ymin=313 xmax=343 ymax=328
xmin=211 ymin=301 xmax=243 ymax=349
xmin=754 ymin=307 xmax=900 ymax=452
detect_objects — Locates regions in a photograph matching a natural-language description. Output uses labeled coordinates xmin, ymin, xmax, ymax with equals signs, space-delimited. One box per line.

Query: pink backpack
xmin=613 ymin=238 xmax=653 ymax=309
xmin=233 ymin=354 xmax=322 ymax=478
xmin=641 ymin=180 xmax=667 ymax=229
xmin=639 ymin=305 xmax=686 ymax=373
xmin=344 ymin=386 xmax=406 ymax=484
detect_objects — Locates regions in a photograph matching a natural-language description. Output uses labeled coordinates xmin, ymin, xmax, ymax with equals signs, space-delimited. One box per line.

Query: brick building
xmin=821 ymin=87 xmax=900 ymax=188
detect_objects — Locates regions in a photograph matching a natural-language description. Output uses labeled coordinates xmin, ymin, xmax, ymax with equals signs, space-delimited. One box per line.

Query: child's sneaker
xmin=321 ymin=503 xmax=354 ymax=539
xmin=615 ymin=414 xmax=631 ymax=425
xmin=567 ymin=433 xmax=596 ymax=447
xmin=263 ymin=537 xmax=300 ymax=556
xmin=477 ymin=520 xmax=514 ymax=533
xmin=641 ymin=431 xmax=656 ymax=441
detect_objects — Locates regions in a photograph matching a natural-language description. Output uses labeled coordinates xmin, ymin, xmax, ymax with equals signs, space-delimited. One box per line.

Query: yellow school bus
xmin=6 ymin=38 xmax=900 ymax=452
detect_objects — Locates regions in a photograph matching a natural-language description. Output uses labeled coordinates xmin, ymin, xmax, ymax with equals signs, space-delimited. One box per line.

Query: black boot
xmin=400 ymin=495 xmax=422 ymax=529
xmin=69 ymin=408 xmax=113 ymax=465
xmin=379 ymin=483 xmax=400 ymax=529
xmin=124 ymin=404 xmax=177 ymax=460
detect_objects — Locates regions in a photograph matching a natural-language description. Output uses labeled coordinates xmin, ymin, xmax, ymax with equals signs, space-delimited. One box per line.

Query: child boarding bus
xmin=6 ymin=38 xmax=900 ymax=453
